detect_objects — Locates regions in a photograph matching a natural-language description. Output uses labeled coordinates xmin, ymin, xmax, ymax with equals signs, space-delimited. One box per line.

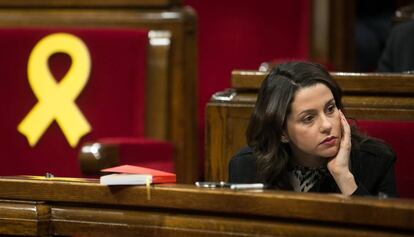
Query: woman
xmin=229 ymin=61 xmax=397 ymax=197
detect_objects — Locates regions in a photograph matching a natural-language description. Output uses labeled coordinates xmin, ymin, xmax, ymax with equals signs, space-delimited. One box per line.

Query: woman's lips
xmin=320 ymin=136 xmax=337 ymax=145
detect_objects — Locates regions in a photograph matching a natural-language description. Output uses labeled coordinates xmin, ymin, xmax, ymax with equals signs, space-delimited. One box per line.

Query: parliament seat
xmin=0 ymin=0 xmax=198 ymax=183
xmin=1 ymin=28 xmax=174 ymax=177
xmin=206 ymin=70 xmax=414 ymax=198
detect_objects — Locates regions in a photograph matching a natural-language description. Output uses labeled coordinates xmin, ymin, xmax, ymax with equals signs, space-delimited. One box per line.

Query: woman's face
xmin=284 ymin=83 xmax=341 ymax=167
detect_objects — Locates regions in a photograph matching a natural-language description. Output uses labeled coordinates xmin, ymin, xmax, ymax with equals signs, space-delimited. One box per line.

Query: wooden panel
xmin=50 ymin=205 xmax=412 ymax=237
xmin=0 ymin=2 xmax=198 ymax=183
xmin=206 ymin=104 xmax=252 ymax=182
xmin=232 ymin=70 xmax=414 ymax=93
xmin=0 ymin=177 xmax=413 ymax=236
xmin=343 ymin=96 xmax=414 ymax=120
xmin=231 ymin=70 xmax=266 ymax=89
xmin=0 ymin=200 xmax=50 ymax=236
xmin=206 ymin=71 xmax=414 ymax=182
xmin=0 ymin=177 xmax=414 ymax=230
xmin=310 ymin=0 xmax=355 ymax=71
xmin=146 ymin=30 xmax=171 ymax=139
xmin=334 ymin=73 xmax=414 ymax=94
xmin=0 ymin=0 xmax=181 ymax=7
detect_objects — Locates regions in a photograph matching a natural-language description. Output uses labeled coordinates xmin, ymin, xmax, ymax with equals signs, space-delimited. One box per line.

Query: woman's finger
xmin=339 ymin=110 xmax=351 ymax=151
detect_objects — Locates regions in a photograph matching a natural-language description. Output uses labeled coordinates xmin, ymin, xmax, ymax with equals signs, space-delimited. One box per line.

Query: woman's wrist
xmin=331 ymin=170 xmax=358 ymax=196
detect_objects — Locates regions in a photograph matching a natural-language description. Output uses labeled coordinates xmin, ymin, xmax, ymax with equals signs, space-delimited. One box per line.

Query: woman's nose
xmin=319 ymin=115 xmax=333 ymax=133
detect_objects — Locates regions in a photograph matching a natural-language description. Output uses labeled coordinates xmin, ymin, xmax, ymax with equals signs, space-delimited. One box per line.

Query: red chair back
xmin=0 ymin=28 xmax=148 ymax=177
xmin=357 ymin=120 xmax=414 ymax=198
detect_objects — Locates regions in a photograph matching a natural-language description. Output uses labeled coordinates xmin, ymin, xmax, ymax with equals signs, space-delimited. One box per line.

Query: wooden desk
xmin=0 ymin=176 xmax=413 ymax=236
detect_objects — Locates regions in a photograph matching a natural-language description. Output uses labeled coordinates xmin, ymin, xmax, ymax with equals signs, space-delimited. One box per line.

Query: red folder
xmin=101 ymin=165 xmax=176 ymax=183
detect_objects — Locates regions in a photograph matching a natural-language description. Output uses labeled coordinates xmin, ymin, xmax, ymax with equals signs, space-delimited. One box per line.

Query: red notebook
xmin=101 ymin=165 xmax=176 ymax=184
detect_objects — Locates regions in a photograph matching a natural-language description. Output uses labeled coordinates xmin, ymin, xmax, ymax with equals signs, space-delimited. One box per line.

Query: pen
xmin=195 ymin=181 xmax=264 ymax=189
xmin=230 ymin=183 xmax=264 ymax=190
xmin=195 ymin=181 xmax=228 ymax=188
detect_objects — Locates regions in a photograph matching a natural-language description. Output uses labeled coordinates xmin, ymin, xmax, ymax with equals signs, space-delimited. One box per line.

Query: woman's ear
xmin=281 ymin=133 xmax=289 ymax=143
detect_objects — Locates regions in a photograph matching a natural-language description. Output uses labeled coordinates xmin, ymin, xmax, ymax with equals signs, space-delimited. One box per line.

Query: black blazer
xmin=377 ymin=20 xmax=414 ymax=72
xmin=229 ymin=140 xmax=398 ymax=197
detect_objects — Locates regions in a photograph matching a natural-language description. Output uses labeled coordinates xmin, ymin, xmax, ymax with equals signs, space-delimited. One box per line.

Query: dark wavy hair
xmin=246 ymin=62 xmax=346 ymax=189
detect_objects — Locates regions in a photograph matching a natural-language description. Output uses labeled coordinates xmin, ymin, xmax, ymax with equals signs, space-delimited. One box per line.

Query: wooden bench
xmin=206 ymin=71 xmax=414 ymax=198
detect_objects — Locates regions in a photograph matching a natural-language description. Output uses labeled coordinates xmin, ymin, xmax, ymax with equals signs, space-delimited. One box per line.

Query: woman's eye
xmin=326 ymin=104 xmax=336 ymax=114
xmin=302 ymin=115 xmax=314 ymax=123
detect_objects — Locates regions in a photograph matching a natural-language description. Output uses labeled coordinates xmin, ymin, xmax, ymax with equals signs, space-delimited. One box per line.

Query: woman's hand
xmin=327 ymin=110 xmax=351 ymax=174
xmin=327 ymin=110 xmax=357 ymax=195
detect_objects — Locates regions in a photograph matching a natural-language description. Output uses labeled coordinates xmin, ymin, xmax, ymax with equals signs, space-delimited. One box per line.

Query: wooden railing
xmin=0 ymin=176 xmax=413 ymax=236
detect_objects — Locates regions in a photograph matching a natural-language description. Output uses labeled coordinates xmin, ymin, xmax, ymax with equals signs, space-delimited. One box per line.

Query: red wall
xmin=184 ymin=0 xmax=311 ymax=171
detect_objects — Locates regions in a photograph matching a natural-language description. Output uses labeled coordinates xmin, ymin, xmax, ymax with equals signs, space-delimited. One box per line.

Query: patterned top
xmin=290 ymin=165 xmax=329 ymax=192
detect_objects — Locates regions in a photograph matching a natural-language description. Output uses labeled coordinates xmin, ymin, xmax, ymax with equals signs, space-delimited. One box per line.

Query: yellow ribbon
xmin=18 ymin=33 xmax=91 ymax=147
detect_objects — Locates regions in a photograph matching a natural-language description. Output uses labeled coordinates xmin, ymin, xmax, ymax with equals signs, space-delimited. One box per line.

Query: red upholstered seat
xmin=0 ymin=28 xmax=173 ymax=177
xmin=356 ymin=120 xmax=414 ymax=198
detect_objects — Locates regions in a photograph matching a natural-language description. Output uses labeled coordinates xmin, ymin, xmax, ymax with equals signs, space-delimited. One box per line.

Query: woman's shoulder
xmin=229 ymin=146 xmax=257 ymax=168
xmin=233 ymin=146 xmax=254 ymax=157
xmin=228 ymin=146 xmax=258 ymax=183
xmin=352 ymin=137 xmax=396 ymax=172
xmin=351 ymin=137 xmax=398 ymax=197
xmin=358 ymin=138 xmax=396 ymax=161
